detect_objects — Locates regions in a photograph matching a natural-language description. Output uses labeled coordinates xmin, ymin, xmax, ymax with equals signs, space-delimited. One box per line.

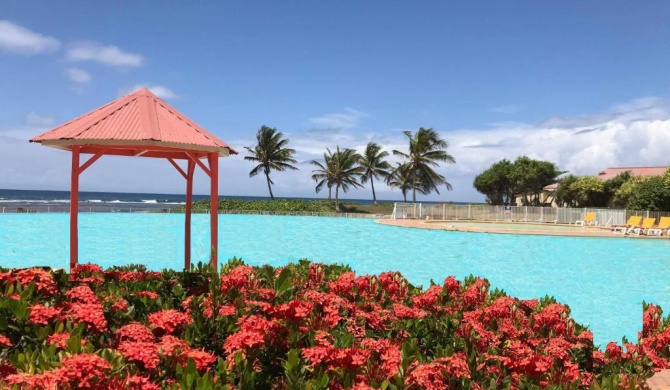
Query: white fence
xmin=392 ymin=203 xmax=635 ymax=226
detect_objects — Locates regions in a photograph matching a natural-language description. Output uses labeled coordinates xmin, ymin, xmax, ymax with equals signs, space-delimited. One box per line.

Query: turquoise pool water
xmin=1 ymin=213 xmax=669 ymax=346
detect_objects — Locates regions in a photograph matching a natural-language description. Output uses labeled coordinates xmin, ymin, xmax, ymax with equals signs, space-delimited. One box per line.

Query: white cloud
xmin=309 ymin=108 xmax=368 ymax=130
xmin=4 ymin=96 xmax=670 ymax=202
xmin=66 ymin=41 xmax=144 ymax=67
xmin=25 ymin=112 xmax=55 ymax=127
xmin=66 ymin=67 xmax=91 ymax=84
xmin=0 ymin=20 xmax=61 ymax=54
xmin=118 ymin=84 xmax=178 ymax=99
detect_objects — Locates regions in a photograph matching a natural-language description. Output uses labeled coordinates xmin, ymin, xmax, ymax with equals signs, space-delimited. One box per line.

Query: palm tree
xmin=392 ymin=128 xmax=456 ymax=202
xmin=310 ymin=149 xmax=335 ymax=200
xmin=311 ymin=146 xmax=364 ymax=211
xmin=244 ymin=126 xmax=298 ymax=200
xmin=359 ymin=142 xmax=391 ymax=205
xmin=387 ymin=163 xmax=428 ymax=202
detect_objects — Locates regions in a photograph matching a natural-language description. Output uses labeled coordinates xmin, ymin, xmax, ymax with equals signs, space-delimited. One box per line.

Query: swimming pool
xmin=1 ymin=213 xmax=668 ymax=346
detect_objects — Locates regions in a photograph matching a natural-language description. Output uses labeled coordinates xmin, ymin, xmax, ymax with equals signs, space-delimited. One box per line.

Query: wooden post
xmin=70 ymin=146 xmax=80 ymax=271
xmin=184 ymin=160 xmax=195 ymax=270
xmin=208 ymin=153 xmax=219 ymax=270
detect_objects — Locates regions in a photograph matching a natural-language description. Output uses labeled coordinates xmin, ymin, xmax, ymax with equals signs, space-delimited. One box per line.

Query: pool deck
xmin=377 ymin=219 xmax=669 ymax=239
xmin=649 ymin=370 xmax=670 ymax=389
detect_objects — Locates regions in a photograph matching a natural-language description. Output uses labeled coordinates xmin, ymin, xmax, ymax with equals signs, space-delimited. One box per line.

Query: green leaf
xmin=274 ymin=267 xmax=293 ymax=296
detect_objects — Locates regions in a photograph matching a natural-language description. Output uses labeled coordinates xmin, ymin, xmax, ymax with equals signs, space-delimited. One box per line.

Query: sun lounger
xmin=575 ymin=212 xmax=597 ymax=226
xmin=613 ymin=216 xmax=643 ymax=234
xmin=632 ymin=217 xmax=656 ymax=236
xmin=647 ymin=216 xmax=670 ymax=236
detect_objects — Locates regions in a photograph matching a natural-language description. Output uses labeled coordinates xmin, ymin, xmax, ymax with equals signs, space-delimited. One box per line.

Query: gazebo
xmin=30 ymin=88 xmax=237 ymax=271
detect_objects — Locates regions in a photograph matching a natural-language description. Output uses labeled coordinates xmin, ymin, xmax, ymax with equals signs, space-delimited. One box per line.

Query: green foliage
xmin=310 ymin=146 xmax=365 ymax=212
xmin=392 ymin=128 xmax=456 ymax=202
xmin=511 ymin=156 xmax=564 ymax=206
xmin=360 ymin=142 xmax=392 ymax=205
xmin=618 ymin=175 xmax=670 ymax=211
xmin=568 ymin=176 xmax=606 ymax=207
xmin=243 ymin=125 xmax=298 ymax=200
xmin=186 ymin=198 xmax=358 ymax=213
xmin=473 ymin=159 xmax=515 ymax=205
xmin=473 ymin=156 xmax=562 ymax=206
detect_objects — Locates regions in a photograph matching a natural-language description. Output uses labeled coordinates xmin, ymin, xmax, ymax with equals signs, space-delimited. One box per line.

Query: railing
xmin=391 ymin=203 xmax=670 ymax=226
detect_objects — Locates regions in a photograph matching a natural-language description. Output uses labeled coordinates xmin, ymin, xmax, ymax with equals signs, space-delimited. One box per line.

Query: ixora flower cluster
xmin=0 ymin=260 xmax=668 ymax=389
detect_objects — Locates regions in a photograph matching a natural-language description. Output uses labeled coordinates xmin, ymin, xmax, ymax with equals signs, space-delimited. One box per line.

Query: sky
xmin=1 ymin=1 xmax=670 ymax=202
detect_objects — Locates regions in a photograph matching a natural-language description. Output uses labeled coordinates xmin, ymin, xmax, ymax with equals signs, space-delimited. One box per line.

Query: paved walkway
xmin=376 ymin=219 xmax=668 ymax=239
xmin=649 ymin=370 xmax=670 ymax=389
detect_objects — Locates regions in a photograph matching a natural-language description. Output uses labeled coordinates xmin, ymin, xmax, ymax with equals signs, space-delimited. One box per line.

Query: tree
xmin=359 ymin=142 xmax=391 ymax=205
xmin=613 ymin=174 xmax=670 ymax=211
xmin=244 ymin=126 xmax=298 ymax=200
xmin=387 ymin=163 xmax=428 ymax=202
xmin=392 ymin=128 xmax=456 ymax=202
xmin=310 ymin=149 xmax=335 ymax=201
xmin=510 ymin=156 xmax=564 ymax=206
xmin=473 ymin=159 xmax=515 ymax=205
xmin=554 ymin=175 xmax=579 ymax=207
xmin=311 ymin=147 xmax=364 ymax=211
xmin=568 ymin=176 xmax=606 ymax=207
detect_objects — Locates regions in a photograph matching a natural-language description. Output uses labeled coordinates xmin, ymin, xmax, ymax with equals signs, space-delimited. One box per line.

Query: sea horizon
xmin=0 ymin=188 xmax=468 ymax=213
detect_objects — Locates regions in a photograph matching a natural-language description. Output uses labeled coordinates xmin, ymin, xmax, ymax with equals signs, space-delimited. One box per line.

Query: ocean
xmin=0 ymin=189 xmax=413 ymax=213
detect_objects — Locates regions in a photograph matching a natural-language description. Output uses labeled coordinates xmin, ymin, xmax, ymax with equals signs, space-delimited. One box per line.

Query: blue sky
xmin=2 ymin=2 xmax=670 ymax=202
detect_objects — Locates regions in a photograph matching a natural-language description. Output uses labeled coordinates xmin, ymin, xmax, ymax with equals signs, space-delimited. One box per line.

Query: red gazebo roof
xmin=30 ymin=88 xmax=237 ymax=159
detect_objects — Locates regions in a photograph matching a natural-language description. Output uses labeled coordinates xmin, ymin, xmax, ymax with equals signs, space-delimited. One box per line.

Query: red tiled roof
xmin=595 ymin=166 xmax=667 ymax=181
xmin=30 ymin=88 xmax=237 ymax=159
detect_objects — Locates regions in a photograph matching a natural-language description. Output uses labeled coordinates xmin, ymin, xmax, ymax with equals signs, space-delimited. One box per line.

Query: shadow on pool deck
xmin=376 ymin=219 xmax=670 ymax=239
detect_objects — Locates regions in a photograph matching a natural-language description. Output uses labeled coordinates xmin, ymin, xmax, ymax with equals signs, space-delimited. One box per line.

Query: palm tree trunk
xmin=328 ymin=186 xmax=332 ymax=200
xmin=335 ymin=186 xmax=340 ymax=212
xmin=371 ymin=178 xmax=377 ymax=205
xmin=412 ymin=171 xmax=417 ymax=202
xmin=265 ymin=172 xmax=274 ymax=200
xmin=403 ymin=191 xmax=407 ymax=202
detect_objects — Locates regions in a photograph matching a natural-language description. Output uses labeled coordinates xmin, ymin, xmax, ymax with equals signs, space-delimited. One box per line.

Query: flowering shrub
xmin=0 ymin=259 xmax=667 ymax=389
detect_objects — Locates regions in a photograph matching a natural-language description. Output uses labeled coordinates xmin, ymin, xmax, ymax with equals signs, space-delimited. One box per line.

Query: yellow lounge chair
xmin=632 ymin=217 xmax=656 ymax=235
xmin=575 ymin=211 xmax=596 ymax=226
xmin=647 ymin=216 xmax=670 ymax=236
xmin=613 ymin=215 xmax=643 ymax=234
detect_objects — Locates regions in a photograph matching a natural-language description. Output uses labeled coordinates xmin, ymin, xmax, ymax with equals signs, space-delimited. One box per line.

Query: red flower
xmin=65 ymin=284 xmax=99 ymax=304
xmin=134 ymin=291 xmax=160 ymax=299
xmin=119 ymin=375 xmax=160 ymax=390
xmin=13 ymin=268 xmax=58 ymax=296
xmin=0 ymin=335 xmax=11 ymax=347
xmin=606 ymin=342 xmax=623 ymax=360
xmin=5 ymin=371 xmax=62 ymax=390
xmin=118 ymin=341 xmax=160 ymax=370
xmin=66 ymin=302 xmax=108 ymax=333
xmin=159 ymin=335 xmax=189 ymax=356
xmin=218 ymin=304 xmax=236 ymax=316
xmin=46 ymin=332 xmax=70 ymax=349
xmin=406 ymin=353 xmax=470 ymax=389
xmin=58 ymin=353 xmax=111 ymax=389
xmin=148 ymin=309 xmax=192 ymax=335
xmin=643 ymin=304 xmax=662 ymax=337
xmin=185 ymin=349 xmax=217 ymax=372
xmin=116 ymin=323 xmax=155 ymax=343
xmin=220 ymin=265 xmax=257 ymax=294
xmin=393 ymin=303 xmax=427 ymax=319
xmin=28 ymin=304 xmax=62 ymax=325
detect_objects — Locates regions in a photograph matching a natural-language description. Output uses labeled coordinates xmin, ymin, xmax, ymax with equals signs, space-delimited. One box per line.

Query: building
xmin=516 ymin=166 xmax=668 ymax=207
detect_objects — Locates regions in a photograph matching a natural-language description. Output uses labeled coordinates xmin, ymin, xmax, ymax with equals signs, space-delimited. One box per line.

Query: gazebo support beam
xmin=184 ymin=160 xmax=195 ymax=270
xmin=70 ymin=146 xmax=80 ymax=270
xmin=208 ymin=153 xmax=219 ymax=270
